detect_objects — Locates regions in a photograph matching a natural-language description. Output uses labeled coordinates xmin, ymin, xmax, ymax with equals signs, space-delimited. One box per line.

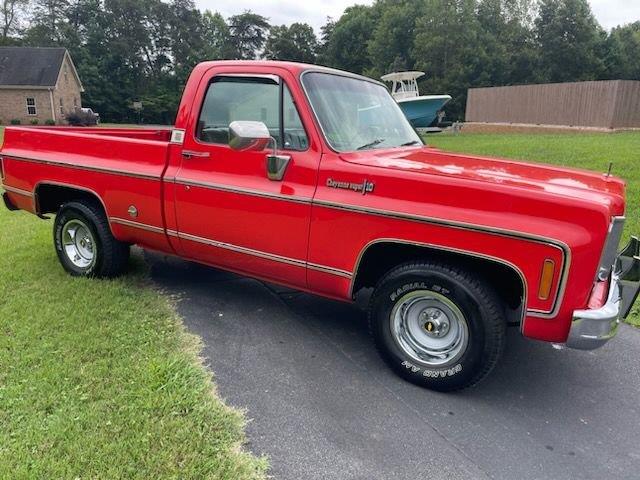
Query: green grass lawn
xmin=0 ymin=124 xmax=266 ymax=478
xmin=428 ymin=130 xmax=640 ymax=326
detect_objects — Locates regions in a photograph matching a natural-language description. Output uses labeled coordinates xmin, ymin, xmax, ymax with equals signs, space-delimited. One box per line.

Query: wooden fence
xmin=465 ymin=80 xmax=640 ymax=129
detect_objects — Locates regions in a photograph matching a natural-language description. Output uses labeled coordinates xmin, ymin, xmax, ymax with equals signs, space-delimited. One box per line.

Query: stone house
xmin=0 ymin=47 xmax=84 ymax=125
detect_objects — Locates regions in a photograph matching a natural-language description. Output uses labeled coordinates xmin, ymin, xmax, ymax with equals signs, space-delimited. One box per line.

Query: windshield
xmin=302 ymin=72 xmax=422 ymax=152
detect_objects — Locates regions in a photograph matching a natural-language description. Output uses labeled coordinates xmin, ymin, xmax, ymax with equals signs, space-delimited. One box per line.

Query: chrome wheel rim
xmin=62 ymin=219 xmax=96 ymax=269
xmin=390 ymin=290 xmax=469 ymax=367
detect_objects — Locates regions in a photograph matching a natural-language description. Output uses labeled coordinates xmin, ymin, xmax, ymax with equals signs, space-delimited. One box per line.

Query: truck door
xmin=172 ymin=67 xmax=321 ymax=288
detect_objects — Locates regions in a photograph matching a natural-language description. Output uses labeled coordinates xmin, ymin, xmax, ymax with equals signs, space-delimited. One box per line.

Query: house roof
xmin=0 ymin=47 xmax=68 ymax=87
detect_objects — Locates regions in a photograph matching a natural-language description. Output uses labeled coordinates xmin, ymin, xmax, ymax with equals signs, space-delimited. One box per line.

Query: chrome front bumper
xmin=567 ymin=236 xmax=640 ymax=350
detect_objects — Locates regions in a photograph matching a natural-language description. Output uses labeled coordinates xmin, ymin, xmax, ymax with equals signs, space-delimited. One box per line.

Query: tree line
xmin=2 ymin=0 xmax=639 ymax=123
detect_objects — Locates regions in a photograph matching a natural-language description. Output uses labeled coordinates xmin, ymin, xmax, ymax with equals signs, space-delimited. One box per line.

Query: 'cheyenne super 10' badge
xmin=326 ymin=178 xmax=375 ymax=195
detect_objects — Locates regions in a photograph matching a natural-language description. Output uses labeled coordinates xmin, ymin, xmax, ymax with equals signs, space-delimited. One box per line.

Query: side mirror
xmin=228 ymin=121 xmax=271 ymax=151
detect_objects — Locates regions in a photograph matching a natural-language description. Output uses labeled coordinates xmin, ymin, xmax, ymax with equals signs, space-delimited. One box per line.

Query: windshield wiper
xmin=356 ymin=138 xmax=385 ymax=150
xmin=400 ymin=140 xmax=421 ymax=147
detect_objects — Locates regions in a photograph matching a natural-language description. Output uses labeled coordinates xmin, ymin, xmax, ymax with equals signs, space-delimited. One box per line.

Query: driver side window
xmin=197 ymin=76 xmax=308 ymax=151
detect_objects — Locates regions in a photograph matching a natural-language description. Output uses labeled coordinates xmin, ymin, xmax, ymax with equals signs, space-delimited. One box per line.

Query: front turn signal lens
xmin=538 ymin=259 xmax=555 ymax=300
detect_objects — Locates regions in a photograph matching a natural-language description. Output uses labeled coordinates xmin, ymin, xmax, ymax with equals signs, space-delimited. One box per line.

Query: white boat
xmin=381 ymin=71 xmax=451 ymax=128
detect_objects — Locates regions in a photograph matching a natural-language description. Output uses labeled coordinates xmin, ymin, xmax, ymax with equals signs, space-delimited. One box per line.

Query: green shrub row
xmin=0 ymin=119 xmax=56 ymax=126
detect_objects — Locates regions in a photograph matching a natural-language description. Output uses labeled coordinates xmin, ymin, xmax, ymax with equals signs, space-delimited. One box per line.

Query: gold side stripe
xmin=177 ymin=231 xmax=307 ymax=268
xmin=314 ymin=199 xmax=569 ymax=319
xmin=2 ymin=184 xmax=34 ymax=197
xmin=5 ymin=154 xmax=161 ymax=180
xmin=109 ymin=218 xmax=352 ymax=278
xmin=307 ymin=262 xmax=352 ymax=279
xmin=172 ymin=178 xmax=311 ymax=205
xmin=109 ymin=217 xmax=165 ymax=234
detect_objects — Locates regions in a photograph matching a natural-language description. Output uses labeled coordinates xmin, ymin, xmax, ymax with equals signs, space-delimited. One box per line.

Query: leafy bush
xmin=30 ymin=119 xmax=39 ymax=125
xmin=66 ymin=109 xmax=98 ymax=126
xmin=10 ymin=119 xmax=21 ymax=125
xmin=45 ymin=119 xmax=56 ymax=126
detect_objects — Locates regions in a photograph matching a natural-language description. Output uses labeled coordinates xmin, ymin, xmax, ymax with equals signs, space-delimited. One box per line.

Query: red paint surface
xmin=0 ymin=60 xmax=627 ymax=344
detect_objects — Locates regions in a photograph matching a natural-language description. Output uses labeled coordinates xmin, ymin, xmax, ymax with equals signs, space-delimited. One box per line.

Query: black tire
xmin=54 ymin=200 xmax=130 ymax=278
xmin=368 ymin=261 xmax=506 ymax=392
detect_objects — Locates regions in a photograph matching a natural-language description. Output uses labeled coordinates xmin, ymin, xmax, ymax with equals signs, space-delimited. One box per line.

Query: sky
xmin=194 ymin=0 xmax=640 ymax=34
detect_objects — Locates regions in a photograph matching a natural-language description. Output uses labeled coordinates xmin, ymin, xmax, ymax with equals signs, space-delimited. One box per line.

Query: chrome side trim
xmin=109 ymin=217 xmax=165 ymax=234
xmin=177 ymin=231 xmax=307 ymax=268
xmin=315 ymin=199 xmax=570 ymax=319
xmin=350 ymin=238 xmax=528 ymax=324
xmin=172 ymin=177 xmax=311 ymax=205
xmin=5 ymin=154 xmax=161 ymax=180
xmin=2 ymin=184 xmax=34 ymax=197
xmin=109 ymin=218 xmax=352 ymax=278
xmin=307 ymin=262 xmax=353 ymax=279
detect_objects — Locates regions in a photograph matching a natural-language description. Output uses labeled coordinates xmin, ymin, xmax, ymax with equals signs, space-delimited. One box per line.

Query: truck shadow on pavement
xmin=145 ymin=249 xmax=640 ymax=480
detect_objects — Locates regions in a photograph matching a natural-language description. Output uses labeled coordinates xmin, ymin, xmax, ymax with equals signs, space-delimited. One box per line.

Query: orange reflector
xmin=538 ymin=259 xmax=555 ymax=300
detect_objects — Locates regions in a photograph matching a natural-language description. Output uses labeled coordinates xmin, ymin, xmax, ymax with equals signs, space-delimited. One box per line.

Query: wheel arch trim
xmin=350 ymin=238 xmax=529 ymax=324
xmin=33 ymin=181 xmax=114 ymax=235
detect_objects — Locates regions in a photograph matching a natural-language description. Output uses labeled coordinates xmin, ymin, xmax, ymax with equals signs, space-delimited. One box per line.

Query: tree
xmin=201 ymin=10 xmax=233 ymax=59
xmin=1 ymin=0 xmax=29 ymax=43
xmin=316 ymin=16 xmax=334 ymax=65
xmin=26 ymin=0 xmax=70 ymax=44
xmin=605 ymin=22 xmax=640 ymax=80
xmin=476 ymin=0 xmax=538 ymax=85
xmin=228 ymin=10 xmax=269 ymax=59
xmin=535 ymin=0 xmax=606 ymax=82
xmin=367 ymin=0 xmax=417 ymax=78
xmin=264 ymin=22 xmax=317 ymax=63
xmin=411 ymin=0 xmax=490 ymax=119
xmin=320 ymin=5 xmax=378 ymax=74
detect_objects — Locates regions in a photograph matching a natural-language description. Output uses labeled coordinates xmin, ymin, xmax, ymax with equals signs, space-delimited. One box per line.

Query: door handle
xmin=182 ymin=150 xmax=210 ymax=159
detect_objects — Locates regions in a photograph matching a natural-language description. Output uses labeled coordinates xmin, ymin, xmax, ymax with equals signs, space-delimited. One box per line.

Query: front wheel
xmin=54 ymin=200 xmax=130 ymax=278
xmin=369 ymin=261 xmax=506 ymax=392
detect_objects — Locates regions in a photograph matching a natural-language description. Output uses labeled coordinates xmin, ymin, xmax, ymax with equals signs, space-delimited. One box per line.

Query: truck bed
xmin=1 ymin=126 xmax=174 ymax=252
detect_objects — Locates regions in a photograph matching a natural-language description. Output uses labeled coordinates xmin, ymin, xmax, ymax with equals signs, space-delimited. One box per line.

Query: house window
xmin=59 ymin=98 xmax=64 ymax=115
xmin=73 ymin=97 xmax=77 ymax=108
xmin=26 ymin=98 xmax=37 ymax=116
xmin=64 ymin=66 xmax=69 ymax=85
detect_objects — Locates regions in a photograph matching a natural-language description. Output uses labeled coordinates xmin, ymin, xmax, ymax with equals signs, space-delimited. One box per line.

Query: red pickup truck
xmin=2 ymin=61 xmax=639 ymax=391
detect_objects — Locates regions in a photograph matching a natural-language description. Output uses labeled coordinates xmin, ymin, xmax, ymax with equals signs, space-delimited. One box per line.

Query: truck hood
xmin=341 ymin=147 xmax=626 ymax=215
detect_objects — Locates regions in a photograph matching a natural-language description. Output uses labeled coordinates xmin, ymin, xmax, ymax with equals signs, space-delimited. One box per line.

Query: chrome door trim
xmin=4 ymin=154 xmax=161 ymax=180
xmin=109 ymin=217 xmax=166 ymax=234
xmin=107 ymin=217 xmax=353 ymax=279
xmin=307 ymin=262 xmax=353 ymax=279
xmin=172 ymin=177 xmax=312 ymax=205
xmin=177 ymin=231 xmax=307 ymax=268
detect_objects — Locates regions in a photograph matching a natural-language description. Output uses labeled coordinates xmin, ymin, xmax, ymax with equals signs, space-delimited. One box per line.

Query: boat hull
xmin=397 ymin=95 xmax=452 ymax=128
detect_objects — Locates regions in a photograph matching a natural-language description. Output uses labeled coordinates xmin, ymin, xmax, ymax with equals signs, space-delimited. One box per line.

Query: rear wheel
xmin=54 ymin=200 xmax=129 ymax=278
xmin=369 ymin=261 xmax=506 ymax=392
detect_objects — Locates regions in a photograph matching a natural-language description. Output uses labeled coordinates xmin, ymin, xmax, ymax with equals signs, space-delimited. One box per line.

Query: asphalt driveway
xmin=148 ymin=252 xmax=640 ymax=480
